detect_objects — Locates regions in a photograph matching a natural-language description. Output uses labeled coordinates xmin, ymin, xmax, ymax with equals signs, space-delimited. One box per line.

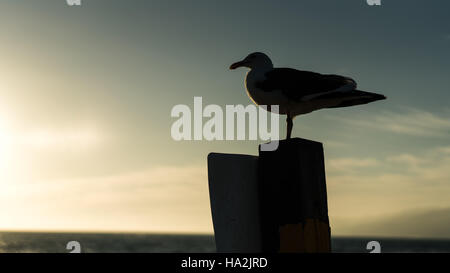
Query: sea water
xmin=0 ymin=232 xmax=449 ymax=253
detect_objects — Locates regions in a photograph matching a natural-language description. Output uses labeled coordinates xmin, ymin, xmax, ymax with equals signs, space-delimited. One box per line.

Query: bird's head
xmin=229 ymin=52 xmax=273 ymax=70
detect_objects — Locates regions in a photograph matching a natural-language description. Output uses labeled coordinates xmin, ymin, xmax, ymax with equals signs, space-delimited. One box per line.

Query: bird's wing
xmin=255 ymin=68 xmax=356 ymax=102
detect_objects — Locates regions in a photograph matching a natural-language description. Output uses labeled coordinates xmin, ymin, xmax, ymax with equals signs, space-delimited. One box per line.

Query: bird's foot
xmin=286 ymin=116 xmax=293 ymax=140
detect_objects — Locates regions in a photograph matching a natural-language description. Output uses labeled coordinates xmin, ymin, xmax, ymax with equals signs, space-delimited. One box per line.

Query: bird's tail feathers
xmin=324 ymin=90 xmax=386 ymax=108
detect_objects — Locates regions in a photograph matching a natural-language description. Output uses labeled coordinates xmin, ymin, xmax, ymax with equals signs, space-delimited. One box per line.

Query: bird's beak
xmin=229 ymin=60 xmax=246 ymax=70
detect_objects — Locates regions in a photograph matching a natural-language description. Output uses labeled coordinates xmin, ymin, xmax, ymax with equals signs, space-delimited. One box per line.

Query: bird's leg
xmin=286 ymin=115 xmax=293 ymax=140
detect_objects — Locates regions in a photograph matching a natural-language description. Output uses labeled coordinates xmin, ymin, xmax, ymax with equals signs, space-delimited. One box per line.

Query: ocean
xmin=0 ymin=232 xmax=449 ymax=253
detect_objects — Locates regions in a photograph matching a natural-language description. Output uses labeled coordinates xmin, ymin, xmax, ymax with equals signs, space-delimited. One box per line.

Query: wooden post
xmin=207 ymin=153 xmax=262 ymax=252
xmin=207 ymin=138 xmax=331 ymax=253
xmin=258 ymin=138 xmax=331 ymax=252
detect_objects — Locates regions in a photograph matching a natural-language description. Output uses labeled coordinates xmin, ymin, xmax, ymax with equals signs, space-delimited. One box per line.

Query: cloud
xmin=436 ymin=146 xmax=450 ymax=154
xmin=327 ymin=157 xmax=379 ymax=172
xmin=2 ymin=140 xmax=449 ymax=237
xmin=340 ymin=207 xmax=450 ymax=239
xmin=0 ymin=109 xmax=105 ymax=153
xmin=329 ymin=146 xmax=450 ymax=188
xmin=0 ymin=123 xmax=104 ymax=154
xmin=327 ymin=145 xmax=450 ymax=238
xmin=0 ymin=164 xmax=213 ymax=233
xmin=21 ymin=128 xmax=102 ymax=151
xmin=324 ymin=141 xmax=348 ymax=149
xmin=387 ymin=154 xmax=424 ymax=166
xmin=385 ymin=147 xmax=450 ymax=182
xmin=328 ymin=107 xmax=450 ymax=138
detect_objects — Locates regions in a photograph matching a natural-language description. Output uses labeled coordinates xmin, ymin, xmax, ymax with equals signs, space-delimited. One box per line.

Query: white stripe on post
xmin=207 ymin=153 xmax=262 ymax=253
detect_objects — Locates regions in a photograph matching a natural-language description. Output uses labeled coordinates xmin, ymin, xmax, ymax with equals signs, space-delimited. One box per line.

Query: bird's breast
xmin=245 ymin=71 xmax=290 ymax=114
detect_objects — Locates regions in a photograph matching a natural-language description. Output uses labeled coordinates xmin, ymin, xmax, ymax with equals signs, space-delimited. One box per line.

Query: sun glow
xmin=0 ymin=117 xmax=12 ymax=161
xmin=22 ymin=128 xmax=101 ymax=151
xmin=0 ymin=114 xmax=15 ymax=183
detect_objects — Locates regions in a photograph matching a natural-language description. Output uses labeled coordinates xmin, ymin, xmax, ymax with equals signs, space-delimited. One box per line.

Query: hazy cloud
xmin=328 ymin=146 xmax=450 ymax=238
xmin=386 ymin=154 xmax=425 ymax=167
xmin=327 ymin=157 xmax=379 ymax=172
xmin=0 ymin=164 xmax=212 ymax=233
xmin=342 ymin=207 xmax=450 ymax=239
xmin=329 ymin=107 xmax=450 ymax=138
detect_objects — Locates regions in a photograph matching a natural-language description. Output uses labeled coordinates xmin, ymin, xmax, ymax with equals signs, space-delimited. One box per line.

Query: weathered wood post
xmin=207 ymin=138 xmax=331 ymax=253
xmin=258 ymin=138 xmax=331 ymax=252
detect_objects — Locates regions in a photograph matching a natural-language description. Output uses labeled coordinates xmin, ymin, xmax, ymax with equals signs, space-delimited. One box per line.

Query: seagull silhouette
xmin=230 ymin=52 xmax=386 ymax=139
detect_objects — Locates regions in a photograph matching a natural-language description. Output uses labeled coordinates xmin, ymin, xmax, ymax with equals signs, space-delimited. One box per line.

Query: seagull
xmin=229 ymin=52 xmax=386 ymax=139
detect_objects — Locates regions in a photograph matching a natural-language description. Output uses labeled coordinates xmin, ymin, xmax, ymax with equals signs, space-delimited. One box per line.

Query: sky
xmin=0 ymin=0 xmax=449 ymax=238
